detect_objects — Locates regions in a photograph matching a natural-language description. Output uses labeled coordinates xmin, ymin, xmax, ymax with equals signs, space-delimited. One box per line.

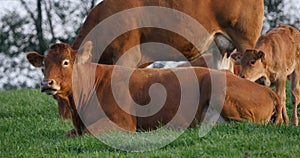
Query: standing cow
xmin=73 ymin=0 xmax=264 ymax=66
xmin=26 ymin=42 xmax=284 ymax=137
xmin=238 ymin=24 xmax=300 ymax=125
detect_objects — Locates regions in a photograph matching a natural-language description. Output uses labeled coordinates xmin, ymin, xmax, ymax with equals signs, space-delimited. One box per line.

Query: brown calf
xmin=238 ymin=24 xmax=300 ymax=125
xmin=26 ymin=42 xmax=283 ymax=137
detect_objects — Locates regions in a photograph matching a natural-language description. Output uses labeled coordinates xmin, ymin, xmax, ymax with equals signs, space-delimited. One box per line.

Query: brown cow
xmin=73 ymin=0 xmax=264 ymax=65
xmin=27 ymin=42 xmax=283 ymax=137
xmin=238 ymin=24 xmax=300 ymax=125
xmin=50 ymin=0 xmax=266 ymax=120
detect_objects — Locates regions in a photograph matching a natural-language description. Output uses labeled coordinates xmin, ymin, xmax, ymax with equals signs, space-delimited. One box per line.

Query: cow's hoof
xmin=291 ymin=118 xmax=299 ymax=126
xmin=65 ymin=128 xmax=80 ymax=138
xmin=274 ymin=116 xmax=284 ymax=125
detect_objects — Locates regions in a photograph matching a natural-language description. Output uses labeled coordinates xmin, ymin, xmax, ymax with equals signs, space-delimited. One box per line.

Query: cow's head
xmin=26 ymin=42 xmax=93 ymax=97
xmin=238 ymin=49 xmax=269 ymax=84
xmin=27 ymin=43 xmax=76 ymax=96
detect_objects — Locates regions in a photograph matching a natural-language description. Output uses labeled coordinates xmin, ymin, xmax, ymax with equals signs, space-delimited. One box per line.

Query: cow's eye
xmin=250 ymin=59 xmax=256 ymax=65
xmin=62 ymin=60 xmax=70 ymax=67
xmin=41 ymin=67 xmax=45 ymax=73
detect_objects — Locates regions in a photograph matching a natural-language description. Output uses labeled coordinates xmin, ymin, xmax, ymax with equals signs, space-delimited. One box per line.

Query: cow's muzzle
xmin=40 ymin=79 xmax=60 ymax=95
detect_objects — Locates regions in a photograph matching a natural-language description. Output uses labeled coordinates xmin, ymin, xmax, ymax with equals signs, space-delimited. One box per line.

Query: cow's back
xmin=256 ymin=25 xmax=300 ymax=73
xmin=129 ymin=67 xmax=210 ymax=129
xmin=200 ymin=71 xmax=277 ymax=123
xmin=224 ymin=73 xmax=277 ymax=122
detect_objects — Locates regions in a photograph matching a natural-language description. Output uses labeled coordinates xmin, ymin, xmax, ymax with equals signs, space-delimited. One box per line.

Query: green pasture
xmin=0 ymin=89 xmax=299 ymax=157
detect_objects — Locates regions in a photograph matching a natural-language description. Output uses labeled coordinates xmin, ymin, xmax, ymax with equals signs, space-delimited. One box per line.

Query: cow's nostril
xmin=48 ymin=80 xmax=54 ymax=86
xmin=240 ymin=75 xmax=245 ymax=78
xmin=41 ymin=80 xmax=55 ymax=87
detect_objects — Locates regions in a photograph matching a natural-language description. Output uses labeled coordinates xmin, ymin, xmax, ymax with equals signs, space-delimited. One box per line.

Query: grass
xmin=0 ymin=89 xmax=300 ymax=157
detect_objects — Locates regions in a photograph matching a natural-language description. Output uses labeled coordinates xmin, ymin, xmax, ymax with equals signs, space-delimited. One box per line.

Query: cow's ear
xmin=231 ymin=52 xmax=242 ymax=62
xmin=77 ymin=41 xmax=93 ymax=64
xmin=26 ymin=52 xmax=44 ymax=67
xmin=257 ymin=51 xmax=265 ymax=59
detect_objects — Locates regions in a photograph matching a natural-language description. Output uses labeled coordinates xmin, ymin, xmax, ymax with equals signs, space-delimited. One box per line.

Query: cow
xmin=73 ymin=0 xmax=264 ymax=66
xmin=50 ymin=0 xmax=266 ymax=120
xmin=238 ymin=23 xmax=300 ymax=125
xmin=26 ymin=42 xmax=284 ymax=137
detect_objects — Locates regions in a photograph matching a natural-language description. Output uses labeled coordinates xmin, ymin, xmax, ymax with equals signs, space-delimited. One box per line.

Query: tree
xmin=19 ymin=0 xmax=48 ymax=55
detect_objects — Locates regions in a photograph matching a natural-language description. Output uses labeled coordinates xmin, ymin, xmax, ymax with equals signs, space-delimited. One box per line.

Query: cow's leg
xmin=84 ymin=117 xmax=136 ymax=137
xmin=227 ymin=13 xmax=263 ymax=54
xmin=66 ymin=110 xmax=85 ymax=137
xmin=274 ymin=105 xmax=284 ymax=125
xmin=54 ymin=96 xmax=72 ymax=119
xmin=52 ymin=95 xmax=81 ymax=138
xmin=290 ymin=71 xmax=300 ymax=126
xmin=272 ymin=91 xmax=284 ymax=125
xmin=231 ymin=35 xmax=256 ymax=54
xmin=276 ymin=78 xmax=289 ymax=124
xmin=110 ymin=30 xmax=142 ymax=68
xmin=65 ymin=95 xmax=85 ymax=138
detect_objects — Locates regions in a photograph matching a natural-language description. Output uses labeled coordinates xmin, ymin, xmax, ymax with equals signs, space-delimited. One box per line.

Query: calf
xmin=199 ymin=70 xmax=283 ymax=124
xmin=238 ymin=23 xmax=300 ymax=125
xmin=26 ymin=42 xmax=283 ymax=137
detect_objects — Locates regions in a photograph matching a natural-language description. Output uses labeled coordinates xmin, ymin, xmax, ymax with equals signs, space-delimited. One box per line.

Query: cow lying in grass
xmin=237 ymin=24 xmax=300 ymax=125
xmin=26 ymin=42 xmax=284 ymax=137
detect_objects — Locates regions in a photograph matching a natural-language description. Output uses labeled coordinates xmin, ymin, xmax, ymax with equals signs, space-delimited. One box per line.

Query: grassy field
xmin=1 ymin=89 xmax=300 ymax=157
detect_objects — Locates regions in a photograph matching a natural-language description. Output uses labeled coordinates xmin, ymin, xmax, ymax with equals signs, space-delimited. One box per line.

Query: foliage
xmin=264 ymin=0 xmax=286 ymax=29
xmin=263 ymin=0 xmax=300 ymax=32
xmin=0 ymin=11 xmax=32 ymax=57
xmin=1 ymin=89 xmax=300 ymax=157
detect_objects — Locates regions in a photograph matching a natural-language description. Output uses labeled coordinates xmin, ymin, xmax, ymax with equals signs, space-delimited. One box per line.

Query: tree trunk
xmin=36 ymin=0 xmax=47 ymax=55
xmin=20 ymin=0 xmax=47 ymax=55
